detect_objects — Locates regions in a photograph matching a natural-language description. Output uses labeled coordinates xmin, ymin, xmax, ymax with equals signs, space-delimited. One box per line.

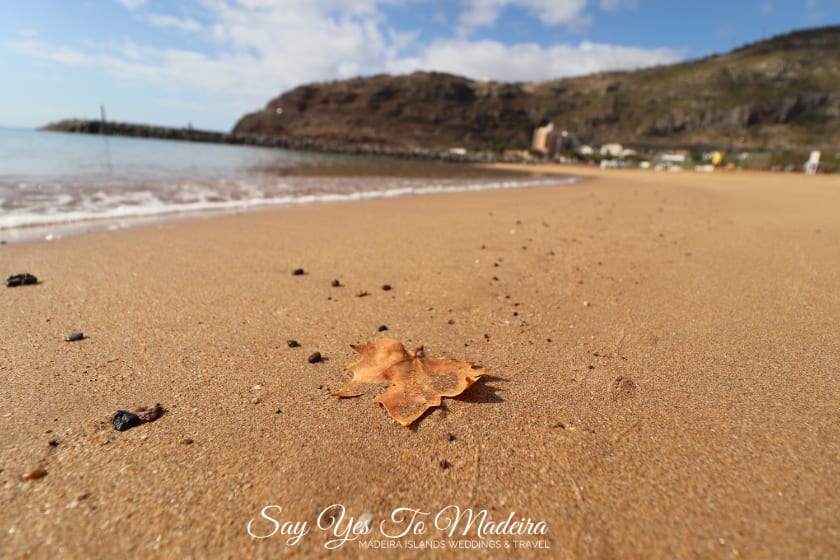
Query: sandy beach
xmin=1 ymin=165 xmax=838 ymax=558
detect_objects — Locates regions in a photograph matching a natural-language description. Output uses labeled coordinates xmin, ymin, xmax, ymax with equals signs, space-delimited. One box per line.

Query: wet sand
xmin=1 ymin=165 xmax=838 ymax=558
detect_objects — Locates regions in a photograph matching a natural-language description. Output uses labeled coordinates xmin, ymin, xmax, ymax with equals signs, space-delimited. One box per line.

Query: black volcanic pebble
xmin=112 ymin=410 xmax=142 ymax=431
xmin=377 ymin=325 xmax=388 ymax=332
xmin=6 ymin=273 xmax=38 ymax=287
xmin=307 ymin=352 xmax=323 ymax=364
xmin=381 ymin=284 xmax=392 ymax=291
xmin=287 ymin=340 xmax=301 ymax=348
xmin=331 ymin=279 xmax=342 ymax=287
xmin=65 ymin=332 xmax=84 ymax=342
xmin=292 ymin=268 xmax=305 ymax=276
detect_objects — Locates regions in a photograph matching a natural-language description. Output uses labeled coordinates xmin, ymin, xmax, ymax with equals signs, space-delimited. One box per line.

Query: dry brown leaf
xmin=334 ymin=338 xmax=486 ymax=426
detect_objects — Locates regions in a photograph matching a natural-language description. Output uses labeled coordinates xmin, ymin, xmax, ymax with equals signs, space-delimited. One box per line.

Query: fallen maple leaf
xmin=334 ymin=338 xmax=486 ymax=426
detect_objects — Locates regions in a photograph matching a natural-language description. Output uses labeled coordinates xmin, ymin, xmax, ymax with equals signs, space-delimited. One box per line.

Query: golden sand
xmin=1 ymin=166 xmax=838 ymax=558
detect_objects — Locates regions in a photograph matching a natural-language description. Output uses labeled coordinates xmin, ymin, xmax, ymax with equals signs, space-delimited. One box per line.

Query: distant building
xmin=654 ymin=150 xmax=692 ymax=165
xmin=532 ymin=122 xmax=554 ymax=153
xmin=600 ymin=143 xmax=623 ymax=158
xmin=503 ymin=149 xmax=532 ymax=159
xmin=804 ymin=151 xmax=821 ymax=174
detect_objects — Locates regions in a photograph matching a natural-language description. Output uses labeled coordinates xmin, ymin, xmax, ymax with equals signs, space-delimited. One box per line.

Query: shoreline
xmin=0 ymin=169 xmax=577 ymax=244
xmin=2 ymin=166 xmax=838 ymax=557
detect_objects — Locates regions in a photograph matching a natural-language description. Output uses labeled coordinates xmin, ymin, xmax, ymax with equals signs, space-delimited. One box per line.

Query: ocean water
xmin=0 ymin=128 xmax=572 ymax=241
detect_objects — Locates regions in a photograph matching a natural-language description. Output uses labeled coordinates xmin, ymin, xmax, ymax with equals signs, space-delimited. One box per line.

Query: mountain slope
xmin=233 ymin=26 xmax=840 ymax=152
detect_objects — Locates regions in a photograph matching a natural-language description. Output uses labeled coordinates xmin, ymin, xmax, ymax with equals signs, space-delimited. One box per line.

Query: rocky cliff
xmin=233 ymin=26 xmax=840 ymax=152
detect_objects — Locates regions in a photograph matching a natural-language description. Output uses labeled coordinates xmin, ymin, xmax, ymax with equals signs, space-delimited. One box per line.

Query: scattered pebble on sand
xmin=287 ymin=340 xmax=300 ymax=348
xmin=331 ymin=279 xmax=342 ymax=287
xmin=112 ymin=410 xmax=142 ymax=431
xmin=5 ymin=273 xmax=38 ymax=287
xmin=292 ymin=268 xmax=305 ymax=276
xmin=65 ymin=332 xmax=85 ymax=342
xmin=377 ymin=325 xmax=388 ymax=332
xmin=381 ymin=284 xmax=392 ymax=291
xmin=22 ymin=467 xmax=47 ymax=481
xmin=308 ymin=352 xmax=323 ymax=364
xmin=356 ymin=290 xmax=369 ymax=297
xmin=112 ymin=404 xmax=164 ymax=431
xmin=139 ymin=403 xmax=164 ymax=422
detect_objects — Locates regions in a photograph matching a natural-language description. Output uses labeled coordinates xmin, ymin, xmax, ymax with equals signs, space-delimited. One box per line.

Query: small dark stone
xmin=65 ymin=332 xmax=84 ymax=342
xmin=181 ymin=438 xmax=194 ymax=445
xmin=546 ymin=338 xmax=552 ymax=342
xmin=292 ymin=268 xmax=305 ymax=276
xmin=48 ymin=439 xmax=60 ymax=447
xmin=112 ymin=410 xmax=142 ymax=431
xmin=331 ymin=279 xmax=341 ymax=287
xmin=5 ymin=273 xmax=38 ymax=287
xmin=447 ymin=319 xmax=456 ymax=325
xmin=484 ymin=334 xmax=491 ymax=340
xmin=377 ymin=325 xmax=388 ymax=332
xmin=275 ymin=408 xmax=282 ymax=414
xmin=439 ymin=460 xmax=451 ymax=470
xmin=587 ymin=365 xmax=595 ymax=370
xmin=307 ymin=352 xmax=323 ymax=364
xmin=287 ymin=340 xmax=300 ymax=348
xmin=381 ymin=284 xmax=392 ymax=291
xmin=447 ymin=433 xmax=456 ymax=442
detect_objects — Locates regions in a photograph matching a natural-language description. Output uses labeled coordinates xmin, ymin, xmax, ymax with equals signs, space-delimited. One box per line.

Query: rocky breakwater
xmin=41 ymin=119 xmax=237 ymax=144
xmin=41 ymin=118 xmax=526 ymax=163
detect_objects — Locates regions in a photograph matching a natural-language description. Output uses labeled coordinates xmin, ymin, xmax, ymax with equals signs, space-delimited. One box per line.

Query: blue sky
xmin=1 ymin=0 xmax=838 ymax=131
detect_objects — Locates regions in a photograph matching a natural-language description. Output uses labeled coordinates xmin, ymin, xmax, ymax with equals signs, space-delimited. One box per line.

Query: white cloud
xmin=116 ymin=0 xmax=147 ymax=10
xmin=389 ymin=38 xmax=682 ymax=82
xmin=8 ymin=0 xmax=685 ymax=128
xmin=7 ymin=39 xmax=94 ymax=66
xmin=144 ymin=14 xmax=203 ymax=33
xmin=459 ymin=0 xmax=590 ymax=34
xmin=600 ymin=0 xmax=639 ymax=11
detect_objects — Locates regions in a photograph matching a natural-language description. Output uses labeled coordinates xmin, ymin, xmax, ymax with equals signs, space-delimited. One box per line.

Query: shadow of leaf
xmin=454 ymin=374 xmax=507 ymax=404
